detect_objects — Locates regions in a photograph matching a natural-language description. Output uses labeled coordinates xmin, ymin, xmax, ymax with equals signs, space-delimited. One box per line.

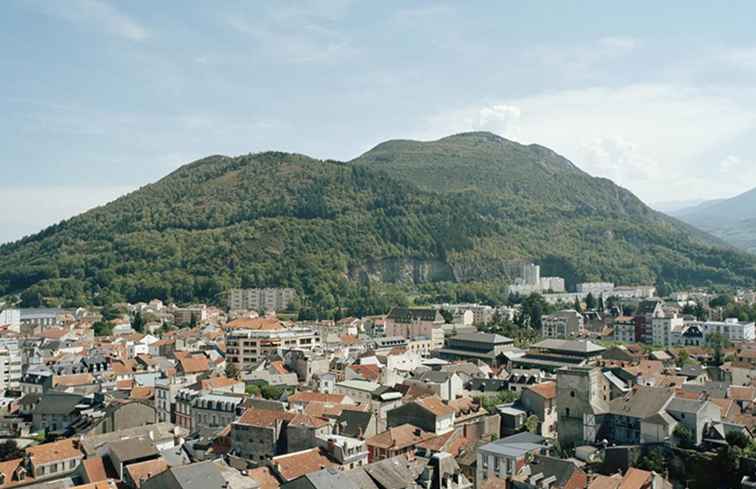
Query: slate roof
xmin=362 ymin=456 xmax=425 ymax=489
xmin=386 ymin=308 xmax=441 ymax=323
xmin=451 ymin=333 xmax=513 ymax=344
xmin=165 ymin=461 xmax=226 ymax=489
xmin=532 ymin=339 xmax=605 ymax=354
xmin=33 ymin=392 xmax=84 ymax=416
xmin=609 ymin=386 xmax=674 ymax=419
xmin=109 ymin=438 xmax=159 ymax=462
xmin=335 ymin=410 xmax=374 ymax=438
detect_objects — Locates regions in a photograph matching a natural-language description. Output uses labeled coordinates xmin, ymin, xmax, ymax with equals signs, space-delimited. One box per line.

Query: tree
xmin=597 ymin=295 xmax=605 ymax=312
xmin=674 ymin=424 xmax=695 ymax=449
xmin=675 ymin=349 xmax=690 ymax=368
xmin=708 ymin=332 xmax=729 ymax=367
xmin=225 ymin=362 xmax=240 ymax=380
xmin=585 ymin=293 xmax=597 ymax=311
xmin=439 ymin=308 xmax=454 ymax=324
xmin=726 ymin=430 xmax=750 ymax=449
xmin=131 ymin=311 xmax=145 ymax=333
xmin=710 ymin=294 xmax=732 ymax=309
xmin=524 ymin=415 xmax=540 ymax=434
xmin=573 ymin=297 xmax=582 ymax=313
xmin=636 ymin=448 xmax=666 ymax=473
xmin=92 ymin=321 xmax=113 ymax=337
xmin=0 ymin=441 xmax=23 ymax=462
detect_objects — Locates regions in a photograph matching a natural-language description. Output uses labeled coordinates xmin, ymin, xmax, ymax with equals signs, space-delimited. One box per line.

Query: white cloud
xmin=425 ymin=83 xmax=756 ymax=202
xmin=30 ymin=0 xmax=148 ymax=41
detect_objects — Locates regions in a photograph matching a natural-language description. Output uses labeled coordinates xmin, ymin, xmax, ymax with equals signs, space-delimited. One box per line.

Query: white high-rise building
xmin=521 ymin=263 xmax=541 ymax=286
xmin=540 ymin=277 xmax=566 ymax=293
xmin=0 ymin=339 xmax=22 ymax=390
xmin=227 ymin=288 xmax=297 ymax=312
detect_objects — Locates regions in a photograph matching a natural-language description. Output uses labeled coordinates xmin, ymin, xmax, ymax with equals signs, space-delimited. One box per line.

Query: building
xmin=0 ymin=309 xmax=20 ymax=327
xmin=0 ymin=339 xmax=22 ymax=390
xmin=651 ymin=315 xmax=685 ymax=347
xmin=612 ymin=317 xmax=637 ymax=343
xmin=20 ymin=308 xmax=64 ymax=328
xmin=27 ymin=438 xmax=84 ymax=478
xmin=191 ymin=393 xmax=244 ymax=431
xmin=541 ymin=310 xmax=584 ymax=339
xmin=511 ymin=339 xmax=605 ymax=372
xmin=227 ymin=288 xmax=297 ymax=312
xmin=576 ymin=283 xmax=615 ymax=296
xmin=476 ymin=432 xmax=548 ymax=489
xmin=556 ymin=367 xmax=609 ymax=447
xmin=386 ymin=396 xmax=455 ymax=435
xmin=438 ymin=333 xmax=514 ymax=367
xmin=365 ymin=424 xmax=434 ymax=462
xmin=520 ymin=382 xmax=558 ymax=438
xmin=225 ymin=319 xmax=320 ymax=370
xmin=32 ymin=392 xmax=85 ymax=433
xmin=691 ymin=318 xmax=756 ymax=343
xmin=384 ymin=308 xmax=445 ymax=350
xmin=634 ymin=300 xmax=665 ymax=344
xmin=231 ymin=408 xmax=296 ymax=463
xmin=155 ymin=376 xmax=197 ymax=423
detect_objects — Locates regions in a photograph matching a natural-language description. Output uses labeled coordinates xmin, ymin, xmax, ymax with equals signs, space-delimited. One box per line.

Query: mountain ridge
xmin=1 ymin=132 xmax=754 ymax=308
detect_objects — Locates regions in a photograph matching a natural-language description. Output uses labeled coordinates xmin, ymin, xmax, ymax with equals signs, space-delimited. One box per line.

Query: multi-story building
xmin=191 ymin=393 xmax=245 ymax=430
xmin=225 ymin=319 xmax=320 ymax=371
xmin=20 ymin=308 xmax=64 ymax=328
xmin=556 ymin=366 xmax=609 ymax=447
xmin=0 ymin=339 xmax=22 ymax=390
xmin=231 ymin=408 xmax=296 ymax=463
xmin=227 ymin=288 xmax=297 ymax=312
xmin=540 ymin=277 xmax=566 ymax=293
xmin=154 ymin=375 xmax=198 ymax=423
xmin=651 ymin=315 xmax=685 ymax=347
xmin=476 ymin=433 xmax=548 ymax=489
xmin=541 ymin=310 xmax=584 ymax=339
xmin=692 ymin=318 xmax=756 ymax=343
xmin=576 ymin=282 xmax=615 ymax=296
xmin=172 ymin=305 xmax=207 ymax=326
xmin=634 ymin=299 xmax=665 ymax=344
xmin=384 ymin=308 xmax=445 ymax=350
xmin=0 ymin=309 xmax=20 ymax=328
xmin=612 ymin=316 xmax=637 ymax=343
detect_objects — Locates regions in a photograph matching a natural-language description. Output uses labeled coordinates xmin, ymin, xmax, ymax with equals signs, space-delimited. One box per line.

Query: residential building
xmin=227 ymin=288 xmax=297 ymax=312
xmin=691 ymin=318 xmax=756 ymax=343
xmin=225 ymin=319 xmax=320 ymax=370
xmin=384 ymin=308 xmax=445 ymax=350
xmin=541 ymin=310 xmax=584 ymax=339
xmin=191 ymin=393 xmax=244 ymax=431
xmin=651 ymin=315 xmax=685 ymax=347
xmin=386 ymin=396 xmax=455 ymax=435
xmin=365 ymin=424 xmax=434 ymax=462
xmin=231 ymin=408 xmax=296 ymax=463
xmin=520 ymin=382 xmax=558 ymax=438
xmin=576 ymin=283 xmax=615 ymax=296
xmin=155 ymin=376 xmax=198 ymax=423
xmin=605 ymin=386 xmax=674 ymax=444
xmin=476 ymin=432 xmax=548 ymax=488
xmin=634 ymin=300 xmax=665 ymax=344
xmin=666 ymin=398 xmax=721 ymax=446
xmin=27 ymin=438 xmax=84 ymax=478
xmin=0 ymin=309 xmax=20 ymax=327
xmin=510 ymin=455 xmax=587 ymax=489
xmin=612 ymin=316 xmax=637 ymax=343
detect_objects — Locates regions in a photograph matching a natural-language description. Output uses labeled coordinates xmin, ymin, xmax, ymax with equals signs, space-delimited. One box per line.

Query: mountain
xmin=1 ymin=132 xmax=755 ymax=309
xmin=651 ymin=199 xmax=713 ymax=214
xmin=673 ymin=187 xmax=756 ymax=253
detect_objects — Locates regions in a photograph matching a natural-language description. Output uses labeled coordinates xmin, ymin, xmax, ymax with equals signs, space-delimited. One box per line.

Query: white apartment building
xmin=540 ymin=277 xmax=566 ymax=293
xmin=0 ymin=309 xmax=20 ymax=328
xmin=541 ymin=310 xmax=584 ymax=339
xmin=0 ymin=339 xmax=22 ymax=390
xmin=692 ymin=318 xmax=756 ymax=343
xmin=576 ymin=282 xmax=615 ymax=296
xmin=651 ymin=315 xmax=685 ymax=347
xmin=227 ymin=288 xmax=296 ymax=312
xmin=225 ymin=324 xmax=320 ymax=370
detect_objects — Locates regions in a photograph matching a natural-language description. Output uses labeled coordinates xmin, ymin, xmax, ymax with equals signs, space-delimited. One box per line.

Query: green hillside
xmin=1 ymin=133 xmax=755 ymax=309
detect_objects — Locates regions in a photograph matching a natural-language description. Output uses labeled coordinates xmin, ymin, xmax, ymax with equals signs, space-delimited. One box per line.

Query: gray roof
xmin=416 ymin=371 xmax=454 ymax=384
xmin=532 ymin=339 xmax=605 ymax=354
xmin=33 ymin=392 xmax=84 ymax=416
xmin=479 ymin=432 xmax=545 ymax=457
xmin=336 ymin=410 xmax=374 ymax=438
xmin=524 ymin=456 xmax=581 ymax=487
xmin=451 ymin=332 xmax=513 ymax=344
xmin=609 ymin=386 xmax=673 ymax=419
xmin=169 ymin=461 xmax=226 ymax=489
xmin=110 ymin=437 xmax=159 ymax=462
xmin=302 ymin=468 xmax=366 ymax=489
xmin=362 ymin=456 xmax=425 ymax=489
xmin=666 ymin=398 xmax=707 ymax=414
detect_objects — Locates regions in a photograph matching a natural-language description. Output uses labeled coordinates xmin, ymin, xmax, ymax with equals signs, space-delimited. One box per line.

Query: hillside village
xmin=1 ymin=268 xmax=756 ymax=489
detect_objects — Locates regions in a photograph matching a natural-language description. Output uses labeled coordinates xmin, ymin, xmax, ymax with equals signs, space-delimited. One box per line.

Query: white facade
xmin=0 ymin=309 xmax=20 ymax=327
xmin=576 ymin=282 xmax=615 ymax=296
xmin=228 ymin=288 xmax=296 ymax=312
xmin=651 ymin=316 xmax=684 ymax=347
xmin=540 ymin=277 xmax=566 ymax=293
xmin=613 ymin=320 xmax=636 ymax=343
xmin=692 ymin=318 xmax=756 ymax=343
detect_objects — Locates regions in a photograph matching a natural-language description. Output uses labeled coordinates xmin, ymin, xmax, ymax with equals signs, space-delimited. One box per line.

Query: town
xmin=0 ymin=265 xmax=754 ymax=489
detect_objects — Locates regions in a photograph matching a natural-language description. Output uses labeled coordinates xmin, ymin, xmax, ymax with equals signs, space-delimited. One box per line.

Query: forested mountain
xmin=1 ymin=132 xmax=755 ymax=309
xmin=673 ymin=186 xmax=756 ymax=254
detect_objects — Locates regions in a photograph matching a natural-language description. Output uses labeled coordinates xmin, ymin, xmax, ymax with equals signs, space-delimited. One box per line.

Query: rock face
xmin=348 ymin=258 xmax=455 ymax=284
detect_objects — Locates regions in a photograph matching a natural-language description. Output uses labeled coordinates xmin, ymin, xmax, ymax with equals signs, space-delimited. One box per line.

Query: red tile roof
xmin=366 ymin=424 xmax=434 ymax=450
xmin=527 ymin=381 xmax=557 ymax=400
xmin=415 ymin=396 xmax=454 ymax=417
xmin=288 ymin=391 xmax=349 ymax=404
xmin=247 ymin=467 xmax=280 ymax=489
xmin=272 ymin=448 xmax=334 ymax=482
xmin=236 ymin=408 xmax=296 ymax=427
xmin=179 ymin=355 xmax=209 ymax=374
xmin=82 ymin=457 xmax=108 ymax=483
xmin=225 ymin=318 xmax=287 ymax=331
xmin=28 ymin=439 xmax=82 ymax=465
xmin=125 ymin=458 xmax=168 ymax=488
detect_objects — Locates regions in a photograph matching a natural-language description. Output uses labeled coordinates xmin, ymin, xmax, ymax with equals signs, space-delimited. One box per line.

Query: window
xmin=565 ymin=408 xmax=570 ymax=417
xmin=570 ymin=391 xmax=576 ymax=397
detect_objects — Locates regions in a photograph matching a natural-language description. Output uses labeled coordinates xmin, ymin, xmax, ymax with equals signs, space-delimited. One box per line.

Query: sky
xmin=3 ymin=1 xmax=756 ymax=243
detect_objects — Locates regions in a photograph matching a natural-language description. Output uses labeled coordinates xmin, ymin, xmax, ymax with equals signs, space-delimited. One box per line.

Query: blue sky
xmin=3 ymin=1 xmax=756 ymax=243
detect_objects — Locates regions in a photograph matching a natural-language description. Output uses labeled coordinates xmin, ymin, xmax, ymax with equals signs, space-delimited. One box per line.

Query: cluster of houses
xmin=1 ymin=295 xmax=756 ymax=489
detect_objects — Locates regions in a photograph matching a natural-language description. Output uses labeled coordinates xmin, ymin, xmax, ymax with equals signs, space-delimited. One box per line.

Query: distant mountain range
xmin=1 ymin=131 xmax=755 ymax=308
xmin=671 ymin=187 xmax=756 ymax=254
